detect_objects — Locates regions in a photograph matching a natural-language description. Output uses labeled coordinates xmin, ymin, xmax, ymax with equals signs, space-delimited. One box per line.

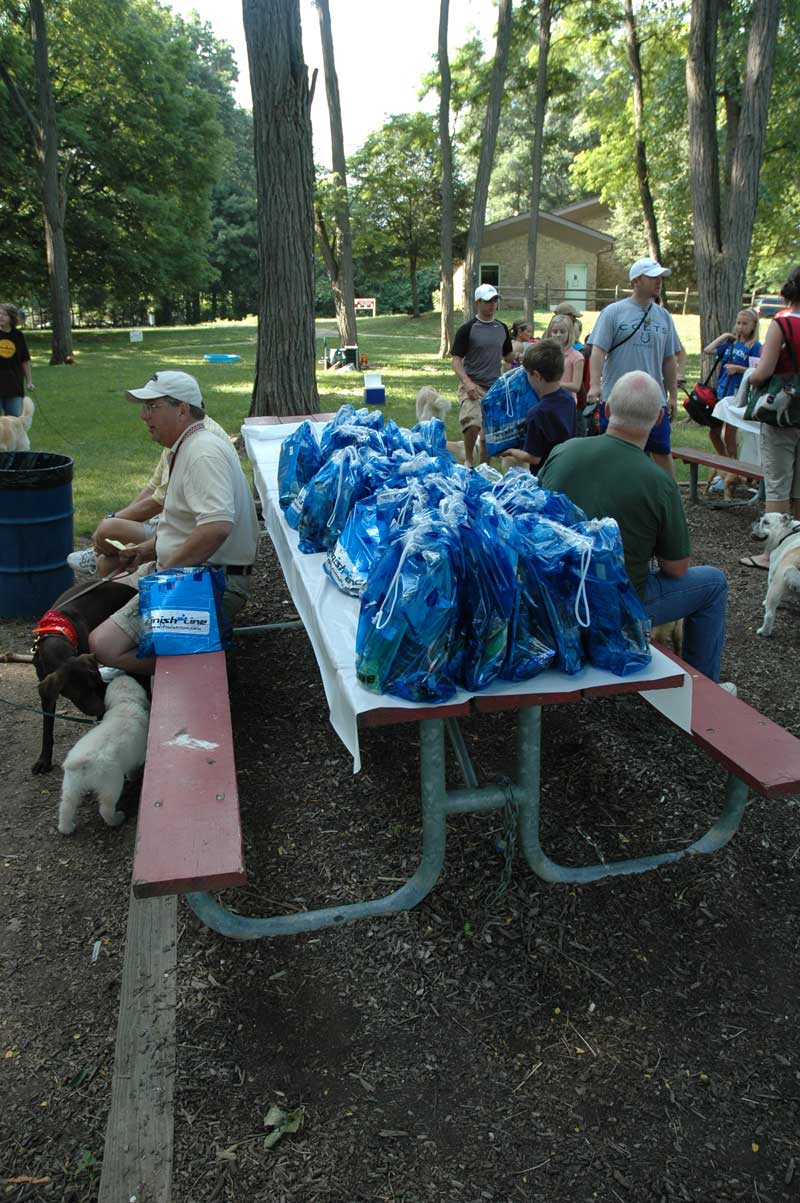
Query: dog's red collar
xmin=32 ymin=610 xmax=79 ymax=652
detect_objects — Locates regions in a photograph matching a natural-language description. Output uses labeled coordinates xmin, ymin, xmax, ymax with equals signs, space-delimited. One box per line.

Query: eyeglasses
xmin=140 ymin=400 xmax=171 ymax=414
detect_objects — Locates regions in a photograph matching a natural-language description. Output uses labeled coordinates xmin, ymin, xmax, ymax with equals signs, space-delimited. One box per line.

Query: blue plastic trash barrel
xmin=0 ymin=452 xmax=74 ymax=618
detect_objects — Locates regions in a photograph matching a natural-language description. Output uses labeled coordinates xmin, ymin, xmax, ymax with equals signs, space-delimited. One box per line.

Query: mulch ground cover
xmin=2 ymin=479 xmax=800 ymax=1203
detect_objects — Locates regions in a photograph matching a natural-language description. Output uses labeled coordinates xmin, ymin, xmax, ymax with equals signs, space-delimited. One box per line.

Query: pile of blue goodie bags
xmin=277 ymin=405 xmax=651 ymax=702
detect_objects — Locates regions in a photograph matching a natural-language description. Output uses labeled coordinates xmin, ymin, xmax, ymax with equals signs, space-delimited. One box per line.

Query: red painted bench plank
xmin=655 ymin=645 xmax=800 ymax=799
xmin=132 ymin=652 xmax=246 ymax=899
xmin=672 ymin=446 xmax=763 ymax=479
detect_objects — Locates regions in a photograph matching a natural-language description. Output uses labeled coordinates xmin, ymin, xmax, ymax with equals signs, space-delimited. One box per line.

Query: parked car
xmin=754 ymin=294 xmax=784 ymax=318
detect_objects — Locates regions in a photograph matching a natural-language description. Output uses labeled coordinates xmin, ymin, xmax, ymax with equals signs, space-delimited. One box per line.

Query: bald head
xmin=606 ymin=371 xmax=664 ymax=433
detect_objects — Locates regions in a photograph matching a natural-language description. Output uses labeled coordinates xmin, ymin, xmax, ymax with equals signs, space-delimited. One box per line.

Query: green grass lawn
xmin=23 ymin=309 xmax=714 ymax=537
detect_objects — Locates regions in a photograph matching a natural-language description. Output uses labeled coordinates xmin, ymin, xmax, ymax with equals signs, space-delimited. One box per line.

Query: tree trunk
xmin=461 ymin=0 xmax=513 ymax=320
xmin=524 ymin=0 xmax=551 ymax=326
xmin=409 ymin=255 xmax=419 ymax=319
xmin=624 ymin=0 xmax=662 ymax=265
xmin=244 ymin=0 xmax=319 ymax=417
xmin=687 ymin=0 xmax=780 ymax=357
xmin=315 ymin=0 xmax=357 ymax=348
xmin=437 ymin=0 xmax=454 ymax=358
xmin=29 ymin=0 xmax=73 ymax=364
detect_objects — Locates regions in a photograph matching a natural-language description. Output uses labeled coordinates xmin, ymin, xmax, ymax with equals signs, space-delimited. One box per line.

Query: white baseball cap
xmin=475 ymin=284 xmax=499 ymax=302
xmin=126 ymin=370 xmax=203 ymax=407
xmin=629 ymin=257 xmax=671 ymax=281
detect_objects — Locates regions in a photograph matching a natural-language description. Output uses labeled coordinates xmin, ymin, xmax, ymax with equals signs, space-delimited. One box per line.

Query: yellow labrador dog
xmin=0 ymin=395 xmax=34 ymax=452
xmin=751 ymin=512 xmax=800 ymax=637
xmin=415 ymin=386 xmax=467 ymax=463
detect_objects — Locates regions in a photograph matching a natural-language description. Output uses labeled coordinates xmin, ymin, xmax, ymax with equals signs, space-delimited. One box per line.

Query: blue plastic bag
xmin=295 ymin=446 xmax=367 ymax=553
xmin=356 ymin=513 xmax=463 ymax=702
xmin=322 ymin=421 xmax=386 ymax=458
xmin=136 ymin=566 xmax=231 ymax=658
xmin=277 ymin=421 xmax=323 ymax=511
xmin=576 ymin=518 xmax=652 ymax=675
xmin=507 ymin=517 xmax=590 ymax=676
xmin=449 ymin=495 xmax=523 ymax=691
xmin=410 ymin=417 xmax=447 ymax=454
xmin=481 ymin=367 xmax=537 ymax=457
xmin=324 ymin=498 xmax=390 ymax=597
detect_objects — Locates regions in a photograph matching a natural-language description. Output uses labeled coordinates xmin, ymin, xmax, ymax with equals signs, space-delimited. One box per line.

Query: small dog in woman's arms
xmin=58 ymin=673 xmax=150 ymax=835
xmin=751 ymin=512 xmax=800 ymax=637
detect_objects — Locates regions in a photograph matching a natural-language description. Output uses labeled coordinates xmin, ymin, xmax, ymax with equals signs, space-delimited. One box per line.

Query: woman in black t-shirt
xmin=0 ymin=304 xmax=32 ymax=417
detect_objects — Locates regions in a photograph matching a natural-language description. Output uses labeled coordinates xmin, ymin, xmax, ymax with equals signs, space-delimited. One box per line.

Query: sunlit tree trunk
xmin=461 ymin=0 xmax=513 ymax=320
xmin=314 ymin=0 xmax=357 ymax=347
xmin=1 ymin=0 xmax=74 ymax=364
xmin=687 ymin=0 xmax=780 ymax=358
xmin=437 ymin=0 xmax=454 ymax=358
xmin=524 ymin=0 xmax=551 ymax=326
xmin=244 ymin=0 xmax=319 ymax=416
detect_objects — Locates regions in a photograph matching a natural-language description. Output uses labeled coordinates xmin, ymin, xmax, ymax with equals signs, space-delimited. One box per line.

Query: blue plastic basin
xmin=203 ymin=353 xmax=242 ymax=364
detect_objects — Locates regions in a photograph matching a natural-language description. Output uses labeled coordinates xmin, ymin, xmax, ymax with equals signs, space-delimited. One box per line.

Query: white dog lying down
xmin=415 ymin=386 xmax=467 ymax=464
xmin=58 ymin=673 xmax=150 ymax=834
xmin=751 ymin=512 xmax=800 ymax=637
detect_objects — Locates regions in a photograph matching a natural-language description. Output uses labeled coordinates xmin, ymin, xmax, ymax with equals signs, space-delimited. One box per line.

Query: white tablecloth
xmin=712 ymin=369 xmax=761 ymax=464
xmin=242 ymin=421 xmax=692 ymax=771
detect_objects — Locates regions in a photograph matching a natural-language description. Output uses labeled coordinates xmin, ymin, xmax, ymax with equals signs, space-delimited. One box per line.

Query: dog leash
xmin=0 ymin=696 xmax=95 ymax=725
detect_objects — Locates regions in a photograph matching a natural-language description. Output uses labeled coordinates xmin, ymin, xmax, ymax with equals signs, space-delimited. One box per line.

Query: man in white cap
xmin=89 ymin=370 xmax=260 ymax=675
xmin=451 ymin=283 xmax=514 ymax=465
xmin=67 ymin=372 xmax=231 ymax=578
xmin=586 ymin=257 xmax=681 ymax=475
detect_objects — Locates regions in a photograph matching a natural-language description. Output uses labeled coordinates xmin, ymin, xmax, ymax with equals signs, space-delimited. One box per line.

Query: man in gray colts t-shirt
xmin=587 ymin=257 xmax=680 ymax=475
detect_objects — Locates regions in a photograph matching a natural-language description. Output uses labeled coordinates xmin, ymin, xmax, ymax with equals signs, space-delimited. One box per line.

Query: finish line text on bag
xmin=148 ymin=609 xmax=211 ymax=635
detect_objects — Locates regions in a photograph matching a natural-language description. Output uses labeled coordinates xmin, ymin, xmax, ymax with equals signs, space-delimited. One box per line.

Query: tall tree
xmin=623 ymin=0 xmax=661 ymax=265
xmin=313 ymin=0 xmax=357 ymax=348
xmin=687 ymin=0 xmax=780 ymax=351
xmin=1 ymin=0 xmax=73 ymax=363
xmin=350 ymin=114 xmax=446 ymax=319
xmin=243 ymin=0 xmax=319 ymax=416
xmin=524 ymin=0 xmax=552 ymax=323
xmin=437 ymin=0 xmax=455 ymax=357
xmin=461 ymin=0 xmax=513 ymax=319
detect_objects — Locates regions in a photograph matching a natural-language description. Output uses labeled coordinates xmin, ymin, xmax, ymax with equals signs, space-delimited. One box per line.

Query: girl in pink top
xmin=544 ymin=314 xmax=584 ymax=396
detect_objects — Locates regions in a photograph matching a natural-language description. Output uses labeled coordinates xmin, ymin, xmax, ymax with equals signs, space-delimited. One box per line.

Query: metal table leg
xmin=513 ymin=706 xmax=751 ymax=883
xmin=185 ymin=718 xmax=508 ymax=940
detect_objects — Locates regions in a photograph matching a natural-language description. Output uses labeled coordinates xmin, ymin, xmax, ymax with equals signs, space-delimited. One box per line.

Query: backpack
xmin=576 ymin=346 xmax=592 ymax=410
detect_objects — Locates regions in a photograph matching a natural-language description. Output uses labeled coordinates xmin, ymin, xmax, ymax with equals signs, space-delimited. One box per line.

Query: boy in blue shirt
xmin=501 ymin=339 xmax=576 ymax=473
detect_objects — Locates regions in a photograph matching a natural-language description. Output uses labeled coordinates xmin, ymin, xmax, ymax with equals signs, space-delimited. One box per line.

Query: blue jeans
xmin=644 ymin=566 xmax=728 ymax=681
xmin=0 ymin=396 xmax=23 ymax=417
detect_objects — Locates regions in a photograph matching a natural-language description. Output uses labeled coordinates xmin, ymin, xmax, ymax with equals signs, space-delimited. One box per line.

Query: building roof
xmin=482 ymin=202 xmax=614 ymax=254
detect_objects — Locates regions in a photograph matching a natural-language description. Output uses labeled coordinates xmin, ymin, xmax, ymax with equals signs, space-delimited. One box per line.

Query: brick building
xmin=453 ymin=197 xmax=630 ymax=311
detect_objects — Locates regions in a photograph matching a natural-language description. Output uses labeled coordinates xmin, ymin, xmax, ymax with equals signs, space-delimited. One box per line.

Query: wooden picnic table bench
xmin=672 ymin=445 xmax=764 ymax=503
xmin=654 ymin=643 xmax=800 ymax=800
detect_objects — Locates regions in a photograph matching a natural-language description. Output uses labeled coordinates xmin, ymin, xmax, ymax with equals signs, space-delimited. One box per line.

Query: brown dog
xmin=31 ymin=578 xmax=137 ymax=775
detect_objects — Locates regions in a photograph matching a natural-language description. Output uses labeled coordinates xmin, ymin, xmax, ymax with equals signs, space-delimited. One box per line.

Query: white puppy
xmin=751 ymin=512 xmax=800 ymax=637
xmin=58 ymin=674 xmax=150 ymax=834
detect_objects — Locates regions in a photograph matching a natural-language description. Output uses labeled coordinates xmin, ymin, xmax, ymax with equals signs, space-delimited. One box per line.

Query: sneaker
xmin=99 ymin=666 xmax=125 ymax=684
xmin=720 ymin=681 xmax=738 ymax=697
xmin=709 ymin=477 xmax=725 ymax=495
xmin=67 ymin=547 xmax=97 ymax=574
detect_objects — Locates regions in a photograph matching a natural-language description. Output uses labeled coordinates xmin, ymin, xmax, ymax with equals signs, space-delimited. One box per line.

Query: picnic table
xmin=168 ymin=414 xmax=761 ymax=942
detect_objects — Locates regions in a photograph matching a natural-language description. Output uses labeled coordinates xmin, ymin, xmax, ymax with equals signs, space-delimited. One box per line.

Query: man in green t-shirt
xmin=539 ymin=370 xmax=730 ymax=683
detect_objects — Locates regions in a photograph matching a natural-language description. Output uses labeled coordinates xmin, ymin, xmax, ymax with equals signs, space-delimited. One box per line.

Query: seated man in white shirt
xmin=90 ymin=370 xmax=259 ymax=676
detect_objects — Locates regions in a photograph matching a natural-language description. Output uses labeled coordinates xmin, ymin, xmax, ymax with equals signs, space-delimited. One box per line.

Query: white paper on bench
xmin=242 ymin=423 xmax=692 ymax=772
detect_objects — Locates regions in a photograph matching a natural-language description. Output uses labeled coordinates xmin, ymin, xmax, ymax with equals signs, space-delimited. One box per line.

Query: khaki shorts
xmin=110 ymin=567 xmax=252 ymax=643
xmin=457 ymin=380 xmax=488 ymax=432
xmin=760 ymin=425 xmax=800 ymax=501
